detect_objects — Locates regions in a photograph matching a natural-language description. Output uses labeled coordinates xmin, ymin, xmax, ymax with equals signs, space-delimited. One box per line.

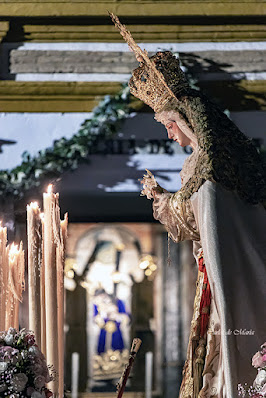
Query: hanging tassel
xmin=198 ymin=252 xmax=211 ymax=337
xmin=192 ymin=251 xmax=211 ymax=397
xmin=167 ymin=233 xmax=171 ymax=266
xmin=193 ymin=338 xmax=206 ymax=398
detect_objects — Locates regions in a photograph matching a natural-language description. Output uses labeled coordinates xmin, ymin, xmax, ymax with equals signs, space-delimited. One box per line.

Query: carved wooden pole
xmin=116 ymin=338 xmax=142 ymax=398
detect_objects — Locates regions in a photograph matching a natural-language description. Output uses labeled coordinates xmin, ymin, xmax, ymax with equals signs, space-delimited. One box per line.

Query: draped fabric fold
xmin=191 ymin=181 xmax=266 ymax=397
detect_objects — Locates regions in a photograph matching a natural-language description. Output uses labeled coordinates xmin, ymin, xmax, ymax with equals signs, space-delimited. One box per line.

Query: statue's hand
xmin=140 ymin=169 xmax=164 ymax=200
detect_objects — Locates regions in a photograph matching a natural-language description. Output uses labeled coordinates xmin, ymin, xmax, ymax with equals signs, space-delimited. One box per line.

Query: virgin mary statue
xmin=110 ymin=14 xmax=266 ymax=398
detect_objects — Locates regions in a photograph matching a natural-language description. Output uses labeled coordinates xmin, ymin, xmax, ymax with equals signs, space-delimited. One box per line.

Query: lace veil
xmin=110 ymin=12 xmax=266 ymax=207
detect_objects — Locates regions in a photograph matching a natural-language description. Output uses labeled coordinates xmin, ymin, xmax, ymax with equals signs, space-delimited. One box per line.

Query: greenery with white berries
xmin=0 ymin=84 xmax=132 ymax=198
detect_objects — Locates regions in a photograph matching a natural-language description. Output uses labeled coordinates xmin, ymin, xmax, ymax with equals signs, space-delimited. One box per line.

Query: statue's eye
xmin=166 ymin=123 xmax=172 ymax=130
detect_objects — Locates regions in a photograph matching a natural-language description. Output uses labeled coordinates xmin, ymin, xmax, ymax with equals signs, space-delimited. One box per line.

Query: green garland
xmin=0 ymin=84 xmax=132 ymax=198
xmin=1 ymin=66 xmax=264 ymax=200
xmin=0 ymin=52 xmax=225 ymax=199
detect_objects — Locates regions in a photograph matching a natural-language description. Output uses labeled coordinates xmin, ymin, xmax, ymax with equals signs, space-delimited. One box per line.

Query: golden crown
xmin=109 ymin=13 xmax=189 ymax=112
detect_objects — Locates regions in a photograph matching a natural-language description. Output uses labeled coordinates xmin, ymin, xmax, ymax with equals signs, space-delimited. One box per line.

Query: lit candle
xmin=27 ymin=202 xmax=42 ymax=347
xmin=0 ymin=223 xmax=8 ymax=331
xmin=43 ymin=184 xmax=59 ymax=395
xmin=17 ymin=242 xmax=25 ymax=329
xmin=40 ymin=212 xmax=46 ymax=358
xmin=7 ymin=243 xmax=19 ymax=328
xmin=7 ymin=243 xmax=25 ymax=329
xmin=57 ymin=213 xmax=68 ymax=398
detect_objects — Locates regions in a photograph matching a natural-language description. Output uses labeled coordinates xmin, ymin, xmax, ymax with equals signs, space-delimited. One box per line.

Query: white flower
xmin=0 ymin=362 xmax=7 ymax=373
xmin=10 ymin=372 xmax=28 ymax=392
xmin=7 ymin=328 xmax=16 ymax=335
xmin=117 ymin=109 xmax=125 ymax=117
xmin=254 ymin=369 xmax=266 ymax=388
xmin=29 ymin=346 xmax=39 ymax=356
xmin=15 ymin=171 xmax=25 ymax=183
xmin=4 ymin=334 xmax=14 ymax=345
xmin=34 ymin=169 xmax=43 ymax=178
xmin=21 ymin=350 xmax=28 ymax=360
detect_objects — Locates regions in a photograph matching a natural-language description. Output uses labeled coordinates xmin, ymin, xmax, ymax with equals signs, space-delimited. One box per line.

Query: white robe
xmin=191 ymin=181 xmax=266 ymax=397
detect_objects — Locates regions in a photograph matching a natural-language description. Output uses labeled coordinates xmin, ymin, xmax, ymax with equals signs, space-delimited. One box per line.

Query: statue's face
xmin=155 ymin=110 xmax=196 ymax=150
xmin=164 ymin=120 xmax=191 ymax=147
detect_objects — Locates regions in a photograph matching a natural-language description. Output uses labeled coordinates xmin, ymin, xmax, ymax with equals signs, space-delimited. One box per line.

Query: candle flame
xmin=30 ymin=201 xmax=39 ymax=209
xmin=0 ymin=221 xmax=7 ymax=233
xmin=47 ymin=184 xmax=53 ymax=194
xmin=9 ymin=243 xmax=19 ymax=259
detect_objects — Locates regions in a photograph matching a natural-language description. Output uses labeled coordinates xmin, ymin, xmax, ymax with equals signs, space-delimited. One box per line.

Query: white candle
xmin=17 ymin=242 xmax=25 ymax=329
xmin=43 ymin=184 xmax=59 ymax=395
xmin=7 ymin=243 xmax=24 ymax=330
xmin=0 ymin=224 xmax=8 ymax=331
xmin=27 ymin=202 xmax=42 ymax=347
xmin=40 ymin=212 xmax=46 ymax=358
xmin=57 ymin=213 xmax=68 ymax=398
xmin=7 ymin=243 xmax=19 ymax=329
xmin=71 ymin=352 xmax=80 ymax=398
xmin=145 ymin=351 xmax=153 ymax=398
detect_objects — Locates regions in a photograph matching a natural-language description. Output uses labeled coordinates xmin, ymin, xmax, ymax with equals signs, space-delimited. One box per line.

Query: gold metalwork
xmin=93 ymin=348 xmax=130 ymax=380
xmin=110 ymin=12 xmax=179 ymax=113
xmin=179 ymin=270 xmax=204 ymax=397
xmin=131 ymin=338 xmax=142 ymax=353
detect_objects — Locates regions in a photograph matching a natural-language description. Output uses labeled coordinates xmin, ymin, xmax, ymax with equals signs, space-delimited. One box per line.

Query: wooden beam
xmin=0 ymin=80 xmax=265 ymax=112
xmin=19 ymin=23 xmax=266 ymax=42
xmin=0 ymin=81 xmax=121 ymax=112
xmin=0 ymin=1 xmax=265 ymax=17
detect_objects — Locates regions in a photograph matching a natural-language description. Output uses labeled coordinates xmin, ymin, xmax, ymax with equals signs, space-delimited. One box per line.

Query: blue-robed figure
xmin=94 ymin=294 xmax=130 ymax=354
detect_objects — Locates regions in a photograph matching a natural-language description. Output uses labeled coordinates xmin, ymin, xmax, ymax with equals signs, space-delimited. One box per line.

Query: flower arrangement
xmin=0 ymin=328 xmax=52 ymax=398
xmin=238 ymin=342 xmax=266 ymax=397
